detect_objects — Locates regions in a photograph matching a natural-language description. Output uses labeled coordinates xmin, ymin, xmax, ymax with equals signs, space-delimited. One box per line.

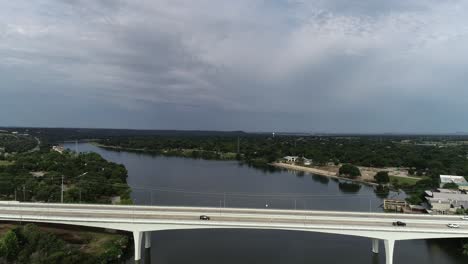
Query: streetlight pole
xmin=61 ymin=175 xmax=64 ymax=203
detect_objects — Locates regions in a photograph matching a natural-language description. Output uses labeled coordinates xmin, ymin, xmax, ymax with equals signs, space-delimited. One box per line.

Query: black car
xmin=200 ymin=215 xmax=210 ymax=220
xmin=392 ymin=221 xmax=406 ymax=226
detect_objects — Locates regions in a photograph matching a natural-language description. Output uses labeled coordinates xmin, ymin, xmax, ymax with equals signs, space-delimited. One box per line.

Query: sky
xmin=1 ymin=0 xmax=468 ymax=133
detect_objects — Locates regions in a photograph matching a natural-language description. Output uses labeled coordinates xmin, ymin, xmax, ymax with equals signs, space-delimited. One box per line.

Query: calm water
xmin=65 ymin=143 xmax=468 ymax=264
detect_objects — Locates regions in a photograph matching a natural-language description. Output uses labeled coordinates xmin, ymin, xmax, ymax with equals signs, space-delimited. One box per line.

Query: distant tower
xmin=272 ymin=132 xmax=275 ymax=138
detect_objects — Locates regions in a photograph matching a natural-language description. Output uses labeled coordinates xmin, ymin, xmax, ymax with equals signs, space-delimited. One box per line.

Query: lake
xmin=65 ymin=142 xmax=468 ymax=264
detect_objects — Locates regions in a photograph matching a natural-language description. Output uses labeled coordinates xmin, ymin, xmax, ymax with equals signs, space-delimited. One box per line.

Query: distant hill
xmin=0 ymin=127 xmax=249 ymax=143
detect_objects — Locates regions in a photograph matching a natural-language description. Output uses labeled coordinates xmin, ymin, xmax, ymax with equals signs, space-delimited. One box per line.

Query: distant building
xmin=303 ymin=158 xmax=312 ymax=166
xmin=30 ymin=171 xmax=46 ymax=178
xmin=440 ymin=175 xmax=468 ymax=188
xmin=384 ymin=199 xmax=407 ymax=212
xmin=283 ymin=156 xmax=299 ymax=163
xmin=52 ymin=145 xmax=65 ymax=154
xmin=425 ymin=189 xmax=468 ymax=214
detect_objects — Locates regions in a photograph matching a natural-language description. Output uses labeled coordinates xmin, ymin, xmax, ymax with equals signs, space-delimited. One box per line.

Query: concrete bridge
xmin=1 ymin=202 xmax=468 ymax=264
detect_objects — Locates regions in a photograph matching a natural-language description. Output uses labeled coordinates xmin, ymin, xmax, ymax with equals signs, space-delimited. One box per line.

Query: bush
xmin=339 ymin=164 xmax=361 ymax=178
xmin=374 ymin=171 xmax=390 ymax=184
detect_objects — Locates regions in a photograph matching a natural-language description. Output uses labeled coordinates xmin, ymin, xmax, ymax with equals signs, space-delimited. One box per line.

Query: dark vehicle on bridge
xmin=392 ymin=221 xmax=406 ymax=226
xmin=200 ymin=215 xmax=210 ymax=220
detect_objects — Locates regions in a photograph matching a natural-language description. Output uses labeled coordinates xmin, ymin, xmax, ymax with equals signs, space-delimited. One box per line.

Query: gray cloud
xmin=1 ymin=0 xmax=468 ymax=133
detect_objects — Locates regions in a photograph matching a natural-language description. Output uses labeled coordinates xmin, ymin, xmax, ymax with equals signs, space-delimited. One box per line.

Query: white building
xmin=440 ymin=175 xmax=468 ymax=188
xmin=283 ymin=156 xmax=299 ymax=163
xmin=52 ymin=145 xmax=65 ymax=154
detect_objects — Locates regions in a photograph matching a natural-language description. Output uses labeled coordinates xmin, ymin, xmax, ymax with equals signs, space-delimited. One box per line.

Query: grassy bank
xmin=389 ymin=175 xmax=421 ymax=186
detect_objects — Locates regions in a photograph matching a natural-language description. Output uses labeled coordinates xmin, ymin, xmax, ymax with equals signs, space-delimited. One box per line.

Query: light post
xmin=61 ymin=175 xmax=64 ymax=203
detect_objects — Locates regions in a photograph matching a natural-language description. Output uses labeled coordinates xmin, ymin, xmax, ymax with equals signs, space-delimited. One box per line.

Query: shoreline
xmin=271 ymin=162 xmax=379 ymax=187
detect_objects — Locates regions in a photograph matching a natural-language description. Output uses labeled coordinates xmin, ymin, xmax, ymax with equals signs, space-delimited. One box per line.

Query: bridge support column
xmin=145 ymin=231 xmax=152 ymax=249
xmin=133 ymin=231 xmax=143 ymax=264
xmin=384 ymin=239 xmax=395 ymax=264
xmin=372 ymin=239 xmax=379 ymax=254
xmin=144 ymin=231 xmax=152 ymax=264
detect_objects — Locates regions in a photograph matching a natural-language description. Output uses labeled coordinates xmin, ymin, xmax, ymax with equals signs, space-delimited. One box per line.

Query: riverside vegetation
xmin=0 ymin=134 xmax=132 ymax=263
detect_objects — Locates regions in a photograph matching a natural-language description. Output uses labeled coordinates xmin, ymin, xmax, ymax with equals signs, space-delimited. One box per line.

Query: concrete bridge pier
xmin=133 ymin=231 xmax=143 ymax=264
xmin=144 ymin=231 xmax=152 ymax=264
xmin=384 ymin=239 xmax=395 ymax=264
xmin=371 ymin=238 xmax=379 ymax=254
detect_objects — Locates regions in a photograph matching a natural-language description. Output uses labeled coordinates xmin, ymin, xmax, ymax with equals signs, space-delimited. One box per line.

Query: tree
xmin=339 ymin=164 xmax=361 ymax=178
xmin=463 ymin=243 xmax=468 ymax=256
xmin=1 ymin=230 xmax=19 ymax=261
xmin=443 ymin=182 xmax=459 ymax=189
xmin=295 ymin=157 xmax=305 ymax=166
xmin=374 ymin=171 xmax=390 ymax=184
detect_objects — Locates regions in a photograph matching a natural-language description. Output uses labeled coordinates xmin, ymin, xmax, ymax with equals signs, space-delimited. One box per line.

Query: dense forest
xmin=0 ymin=150 xmax=131 ymax=204
xmin=97 ymin=136 xmax=468 ymax=178
xmin=0 ymin=133 xmax=133 ymax=263
xmin=0 ymin=134 xmax=37 ymax=153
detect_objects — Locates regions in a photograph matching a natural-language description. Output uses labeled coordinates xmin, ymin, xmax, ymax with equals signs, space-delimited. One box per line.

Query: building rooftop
xmin=440 ymin=175 xmax=467 ymax=184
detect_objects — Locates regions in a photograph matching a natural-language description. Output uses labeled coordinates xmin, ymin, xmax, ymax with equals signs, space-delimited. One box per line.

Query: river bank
xmin=271 ymin=162 xmax=379 ymax=186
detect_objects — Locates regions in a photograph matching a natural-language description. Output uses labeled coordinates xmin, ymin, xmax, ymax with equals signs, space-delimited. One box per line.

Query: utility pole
xmin=22 ymin=185 xmax=26 ymax=201
xmin=61 ymin=175 xmax=64 ymax=203
xmin=14 ymin=190 xmax=17 ymax=201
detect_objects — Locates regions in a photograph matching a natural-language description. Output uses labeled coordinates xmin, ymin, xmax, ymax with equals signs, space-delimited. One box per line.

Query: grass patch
xmin=0 ymin=160 xmax=13 ymax=166
xmin=389 ymin=175 xmax=421 ymax=186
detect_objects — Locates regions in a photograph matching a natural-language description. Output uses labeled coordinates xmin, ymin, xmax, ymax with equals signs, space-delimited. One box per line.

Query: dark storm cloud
xmin=1 ymin=0 xmax=468 ymax=132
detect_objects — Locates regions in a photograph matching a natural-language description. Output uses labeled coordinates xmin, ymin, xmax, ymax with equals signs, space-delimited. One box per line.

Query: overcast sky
xmin=1 ymin=0 xmax=468 ymax=133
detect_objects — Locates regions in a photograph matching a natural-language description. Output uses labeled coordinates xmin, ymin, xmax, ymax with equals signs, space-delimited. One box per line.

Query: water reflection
xmin=338 ymin=181 xmax=362 ymax=193
xmin=374 ymin=185 xmax=390 ymax=199
xmin=311 ymin=174 xmax=330 ymax=185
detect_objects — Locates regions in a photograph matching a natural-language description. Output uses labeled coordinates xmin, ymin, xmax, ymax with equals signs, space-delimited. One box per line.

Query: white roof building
xmin=440 ymin=175 xmax=467 ymax=188
xmin=283 ymin=156 xmax=299 ymax=162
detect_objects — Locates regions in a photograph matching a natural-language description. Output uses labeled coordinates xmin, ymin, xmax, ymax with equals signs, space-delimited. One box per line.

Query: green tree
xmin=374 ymin=171 xmax=390 ymax=184
xmin=463 ymin=243 xmax=468 ymax=256
xmin=1 ymin=230 xmax=19 ymax=261
xmin=339 ymin=164 xmax=361 ymax=178
xmin=443 ymin=182 xmax=459 ymax=189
